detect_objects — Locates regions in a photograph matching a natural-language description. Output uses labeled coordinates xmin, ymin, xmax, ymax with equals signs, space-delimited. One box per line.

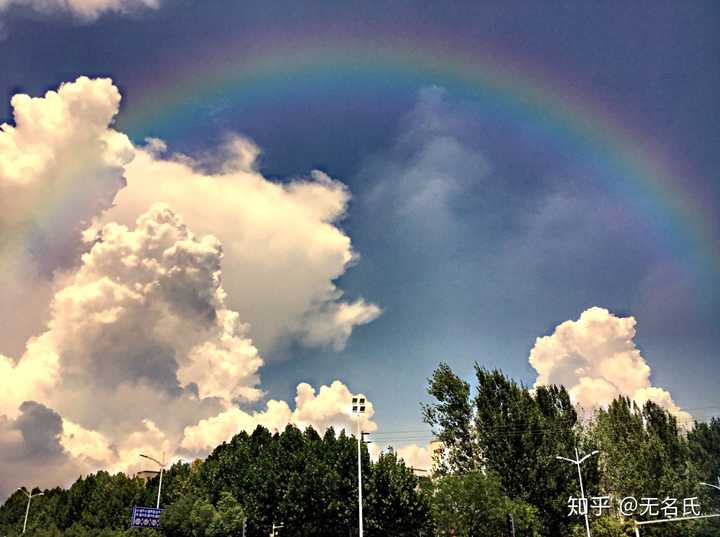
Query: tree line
xmin=1 ymin=363 xmax=718 ymax=536
xmin=0 ymin=426 xmax=431 ymax=537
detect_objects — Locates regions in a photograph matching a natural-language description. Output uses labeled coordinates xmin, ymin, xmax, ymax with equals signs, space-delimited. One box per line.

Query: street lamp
xmin=351 ymin=395 xmax=367 ymax=537
xmin=556 ymin=448 xmax=600 ymax=537
xmin=17 ymin=488 xmax=44 ymax=534
xmin=271 ymin=522 xmax=284 ymax=536
xmin=140 ymin=452 xmax=166 ymax=509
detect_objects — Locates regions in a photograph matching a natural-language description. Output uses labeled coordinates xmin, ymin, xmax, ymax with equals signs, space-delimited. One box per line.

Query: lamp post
xmin=556 ymin=448 xmax=600 ymax=537
xmin=351 ymin=395 xmax=367 ymax=537
xmin=700 ymin=476 xmax=720 ymax=492
xmin=140 ymin=452 xmax=166 ymax=509
xmin=18 ymin=488 xmax=44 ymax=534
xmin=271 ymin=522 xmax=284 ymax=536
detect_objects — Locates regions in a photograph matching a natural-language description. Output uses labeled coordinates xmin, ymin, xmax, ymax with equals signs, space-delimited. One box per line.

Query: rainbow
xmin=118 ymin=38 xmax=718 ymax=278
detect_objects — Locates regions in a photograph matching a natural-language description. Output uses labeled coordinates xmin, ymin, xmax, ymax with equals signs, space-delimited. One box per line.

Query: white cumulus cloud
xmin=181 ymin=380 xmax=377 ymax=453
xmin=395 ymin=443 xmax=434 ymax=472
xmin=529 ymin=307 xmax=691 ymax=422
xmin=0 ymin=77 xmax=382 ymax=498
xmin=100 ymin=135 xmax=381 ymax=354
xmin=0 ymin=76 xmax=133 ymax=356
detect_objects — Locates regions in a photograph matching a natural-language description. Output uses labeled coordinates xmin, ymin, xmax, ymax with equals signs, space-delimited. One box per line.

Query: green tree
xmin=588 ymin=398 xmax=697 ymax=537
xmin=422 ymin=362 xmax=476 ymax=475
xmin=364 ymin=450 xmax=432 ymax=536
xmin=688 ymin=418 xmax=720 ymax=537
xmin=206 ymin=492 xmax=245 ymax=537
xmin=430 ymin=471 xmax=541 ymax=537
xmin=423 ymin=364 xmax=584 ymax=536
xmin=160 ymin=495 xmax=196 ymax=537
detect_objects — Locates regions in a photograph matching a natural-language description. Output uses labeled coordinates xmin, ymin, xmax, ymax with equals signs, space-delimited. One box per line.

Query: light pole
xmin=271 ymin=522 xmax=284 ymax=536
xmin=351 ymin=395 xmax=367 ymax=537
xmin=18 ymin=488 xmax=44 ymax=534
xmin=700 ymin=476 xmax=720 ymax=492
xmin=556 ymin=448 xmax=599 ymax=537
xmin=140 ymin=452 xmax=166 ymax=509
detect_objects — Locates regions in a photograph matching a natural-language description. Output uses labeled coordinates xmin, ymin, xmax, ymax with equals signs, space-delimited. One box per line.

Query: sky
xmin=0 ymin=0 xmax=718 ymax=498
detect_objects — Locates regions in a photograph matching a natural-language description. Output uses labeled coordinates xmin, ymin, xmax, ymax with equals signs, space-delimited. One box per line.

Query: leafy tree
xmin=159 ymin=495 xmax=196 ymax=537
xmin=364 ymin=450 xmax=433 ymax=536
xmin=423 ymin=364 xmax=584 ymax=536
xmin=589 ymin=398 xmax=697 ymax=537
xmin=206 ymin=492 xmax=245 ymax=537
xmin=422 ymin=362 xmax=476 ymax=475
xmin=688 ymin=418 xmax=720 ymax=537
xmin=430 ymin=471 xmax=541 ymax=537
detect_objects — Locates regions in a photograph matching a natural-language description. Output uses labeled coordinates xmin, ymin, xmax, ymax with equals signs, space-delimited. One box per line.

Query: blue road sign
xmin=130 ymin=506 xmax=162 ymax=529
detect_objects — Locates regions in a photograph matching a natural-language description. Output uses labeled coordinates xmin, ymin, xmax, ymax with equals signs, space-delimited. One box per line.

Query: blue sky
xmin=0 ymin=0 xmax=718 ymax=481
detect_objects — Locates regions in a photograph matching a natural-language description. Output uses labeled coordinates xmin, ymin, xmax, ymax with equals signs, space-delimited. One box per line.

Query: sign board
xmin=130 ymin=506 xmax=162 ymax=529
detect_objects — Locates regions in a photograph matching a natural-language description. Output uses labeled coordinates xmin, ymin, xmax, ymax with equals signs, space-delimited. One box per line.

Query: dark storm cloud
xmin=14 ymin=401 xmax=64 ymax=459
xmin=0 ymin=402 xmax=82 ymax=500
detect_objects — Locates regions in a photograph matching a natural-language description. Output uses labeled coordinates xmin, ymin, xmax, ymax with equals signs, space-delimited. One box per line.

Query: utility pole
xmin=18 ymin=488 xmax=44 ymax=534
xmin=556 ymin=448 xmax=599 ymax=537
xmin=351 ymin=395 xmax=367 ymax=537
xmin=140 ymin=452 xmax=166 ymax=509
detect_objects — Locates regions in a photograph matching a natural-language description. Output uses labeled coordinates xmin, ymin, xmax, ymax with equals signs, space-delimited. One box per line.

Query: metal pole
xmin=357 ymin=414 xmax=364 ymax=537
xmin=575 ymin=448 xmax=591 ymax=537
xmin=140 ymin=452 xmax=165 ymax=509
xmin=22 ymin=494 xmax=31 ymax=534
xmin=556 ymin=450 xmax=598 ymax=537
xmin=700 ymin=476 xmax=720 ymax=491
xmin=156 ymin=465 xmax=164 ymax=509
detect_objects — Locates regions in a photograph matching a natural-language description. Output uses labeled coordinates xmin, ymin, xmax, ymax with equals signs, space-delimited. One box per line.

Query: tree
xmin=422 ymin=363 xmax=476 ymax=475
xmin=423 ymin=364 xmax=585 ymax=536
xmin=585 ymin=398 xmax=702 ymax=537
xmin=364 ymin=450 xmax=433 ymax=536
xmin=430 ymin=471 xmax=541 ymax=537
xmin=160 ymin=495 xmax=196 ymax=537
xmin=206 ymin=492 xmax=245 ymax=537
xmin=688 ymin=418 xmax=720 ymax=537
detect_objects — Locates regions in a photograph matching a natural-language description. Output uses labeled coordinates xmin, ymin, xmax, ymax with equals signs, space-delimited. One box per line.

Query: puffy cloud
xmin=0 ymin=76 xmax=133 ymax=271
xmin=298 ymin=300 xmax=382 ymax=351
xmin=0 ymin=204 xmax=264 ymax=488
xmin=0 ymin=77 xmax=133 ymax=356
xmin=46 ymin=203 xmax=263 ymax=422
xmin=100 ymin=136 xmax=381 ymax=354
xmin=0 ymin=76 xmax=379 ymax=357
xmin=529 ymin=307 xmax=691 ymax=422
xmin=0 ymin=338 xmax=59 ymax=418
xmin=180 ymin=400 xmax=293 ymax=453
xmin=60 ymin=419 xmax=114 ymax=464
xmin=395 ymin=443 xmax=433 ymax=471
xmin=181 ymin=380 xmax=377 ymax=453
xmin=0 ymin=77 xmax=381 ymax=497
xmin=1 ymin=202 xmax=378 ymax=493
xmin=0 ymin=0 xmax=159 ymax=20
xmin=292 ymin=381 xmax=376 ymax=433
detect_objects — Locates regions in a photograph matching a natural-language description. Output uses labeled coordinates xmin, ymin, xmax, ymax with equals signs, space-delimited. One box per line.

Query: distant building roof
xmin=134 ymin=470 xmax=159 ymax=481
